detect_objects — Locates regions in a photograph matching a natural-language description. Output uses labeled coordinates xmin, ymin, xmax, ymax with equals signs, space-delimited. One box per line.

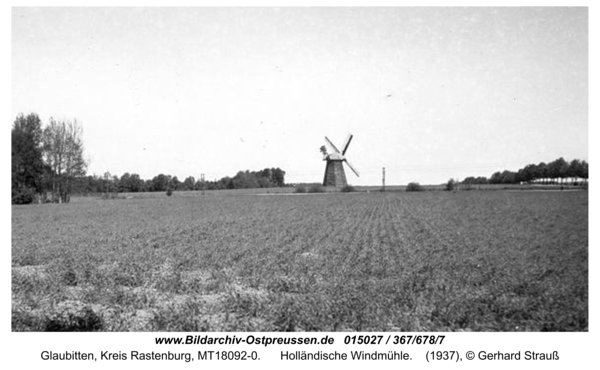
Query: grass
xmin=12 ymin=190 xmax=588 ymax=331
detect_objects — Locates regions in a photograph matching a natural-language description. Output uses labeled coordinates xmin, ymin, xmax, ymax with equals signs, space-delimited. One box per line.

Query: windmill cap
xmin=326 ymin=153 xmax=344 ymax=160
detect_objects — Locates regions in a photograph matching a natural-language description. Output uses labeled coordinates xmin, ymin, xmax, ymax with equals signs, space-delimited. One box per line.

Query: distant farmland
xmin=12 ymin=190 xmax=588 ymax=331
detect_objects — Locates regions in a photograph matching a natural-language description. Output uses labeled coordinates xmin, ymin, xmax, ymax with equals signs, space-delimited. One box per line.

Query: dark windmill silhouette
xmin=320 ymin=134 xmax=359 ymax=187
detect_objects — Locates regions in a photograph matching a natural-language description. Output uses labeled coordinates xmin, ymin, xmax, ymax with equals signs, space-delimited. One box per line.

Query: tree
xmin=42 ymin=118 xmax=87 ymax=202
xmin=463 ymin=176 xmax=488 ymax=185
xmin=566 ymin=159 xmax=587 ymax=182
xmin=260 ymin=168 xmax=272 ymax=182
xmin=232 ymin=171 xmax=259 ymax=189
xmin=220 ymin=176 xmax=234 ymax=189
xmin=169 ymin=176 xmax=180 ymax=191
xmin=115 ymin=172 xmax=144 ymax=193
xmin=445 ymin=178 xmax=457 ymax=191
xmin=182 ymin=176 xmax=195 ymax=191
xmin=548 ymin=157 xmax=569 ymax=184
xmin=271 ymin=168 xmax=286 ymax=187
xmin=519 ymin=164 xmax=536 ymax=184
xmin=80 ymin=175 xmax=102 ymax=193
xmin=119 ymin=173 xmax=132 ymax=192
xmin=102 ymin=171 xmax=118 ymax=195
xmin=580 ymin=160 xmax=588 ymax=182
xmin=12 ymin=113 xmax=46 ymax=203
xmin=567 ymin=159 xmax=581 ymax=180
xmin=500 ymin=170 xmax=516 ymax=184
xmin=151 ymin=174 xmax=170 ymax=192
xmin=129 ymin=173 xmax=144 ymax=192
xmin=536 ymin=162 xmax=549 ymax=184
xmin=557 ymin=158 xmax=570 ymax=182
xmin=489 ymin=171 xmax=503 ymax=184
xmin=462 ymin=176 xmax=476 ymax=185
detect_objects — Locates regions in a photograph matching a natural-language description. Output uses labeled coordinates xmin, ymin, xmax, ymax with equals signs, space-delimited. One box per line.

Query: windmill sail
xmin=324 ymin=136 xmax=340 ymax=154
xmin=341 ymin=134 xmax=353 ymax=155
xmin=345 ymin=158 xmax=360 ymax=177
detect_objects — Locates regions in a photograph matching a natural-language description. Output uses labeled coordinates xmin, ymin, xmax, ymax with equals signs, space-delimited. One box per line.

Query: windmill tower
xmin=320 ymin=134 xmax=360 ymax=187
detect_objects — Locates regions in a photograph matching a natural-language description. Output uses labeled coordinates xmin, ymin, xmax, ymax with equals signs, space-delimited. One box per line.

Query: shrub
xmin=12 ymin=186 xmax=36 ymax=204
xmin=445 ymin=179 xmax=456 ymax=191
xmin=405 ymin=182 xmax=424 ymax=192
xmin=295 ymin=186 xmax=306 ymax=193
xmin=308 ymin=185 xmax=324 ymax=193
xmin=166 ymin=188 xmax=173 ymax=197
xmin=341 ymin=185 xmax=355 ymax=193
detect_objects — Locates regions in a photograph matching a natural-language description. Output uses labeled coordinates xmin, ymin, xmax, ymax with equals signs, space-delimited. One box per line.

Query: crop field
xmin=12 ymin=190 xmax=588 ymax=331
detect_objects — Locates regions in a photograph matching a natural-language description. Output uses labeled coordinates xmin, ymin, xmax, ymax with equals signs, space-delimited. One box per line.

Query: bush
xmin=405 ymin=182 xmax=424 ymax=192
xmin=341 ymin=185 xmax=355 ymax=193
xmin=445 ymin=179 xmax=456 ymax=191
xmin=295 ymin=186 xmax=306 ymax=193
xmin=308 ymin=185 xmax=324 ymax=193
xmin=12 ymin=186 xmax=36 ymax=204
xmin=166 ymin=188 xmax=173 ymax=197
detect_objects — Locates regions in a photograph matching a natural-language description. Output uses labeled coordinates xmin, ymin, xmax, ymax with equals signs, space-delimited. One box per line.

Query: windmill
xmin=320 ymin=134 xmax=360 ymax=187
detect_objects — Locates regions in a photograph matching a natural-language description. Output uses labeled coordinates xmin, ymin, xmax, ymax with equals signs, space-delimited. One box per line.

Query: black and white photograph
xmin=9 ymin=2 xmax=590 ymax=347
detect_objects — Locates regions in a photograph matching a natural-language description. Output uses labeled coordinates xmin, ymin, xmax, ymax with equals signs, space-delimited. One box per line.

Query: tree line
xmin=12 ymin=112 xmax=286 ymax=204
xmin=72 ymin=168 xmax=286 ymax=195
xmin=461 ymin=157 xmax=588 ymax=186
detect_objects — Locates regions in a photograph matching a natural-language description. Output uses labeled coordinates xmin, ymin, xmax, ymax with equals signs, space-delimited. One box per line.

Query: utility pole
xmin=382 ymin=167 xmax=386 ymax=192
xmin=200 ymin=173 xmax=205 ymax=195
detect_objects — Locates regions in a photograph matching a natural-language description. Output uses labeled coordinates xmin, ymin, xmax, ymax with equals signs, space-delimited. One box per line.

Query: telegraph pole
xmin=382 ymin=167 xmax=386 ymax=192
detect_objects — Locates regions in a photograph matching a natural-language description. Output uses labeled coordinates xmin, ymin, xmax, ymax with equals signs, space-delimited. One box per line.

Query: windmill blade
xmin=324 ymin=136 xmax=341 ymax=154
xmin=341 ymin=134 xmax=353 ymax=155
xmin=344 ymin=159 xmax=360 ymax=177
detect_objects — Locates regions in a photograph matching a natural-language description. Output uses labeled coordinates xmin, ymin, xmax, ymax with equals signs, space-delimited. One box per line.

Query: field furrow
xmin=12 ymin=190 xmax=588 ymax=331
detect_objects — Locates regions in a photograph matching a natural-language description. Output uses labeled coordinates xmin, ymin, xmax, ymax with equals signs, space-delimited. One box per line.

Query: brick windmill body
xmin=320 ymin=134 xmax=360 ymax=187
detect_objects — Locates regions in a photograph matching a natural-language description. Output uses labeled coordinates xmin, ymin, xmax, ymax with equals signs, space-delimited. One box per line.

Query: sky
xmin=11 ymin=7 xmax=588 ymax=185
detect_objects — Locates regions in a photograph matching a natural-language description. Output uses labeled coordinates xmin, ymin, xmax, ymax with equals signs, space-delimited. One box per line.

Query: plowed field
xmin=12 ymin=190 xmax=588 ymax=331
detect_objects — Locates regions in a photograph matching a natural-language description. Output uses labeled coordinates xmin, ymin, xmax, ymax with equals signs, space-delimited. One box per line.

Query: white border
xmin=4 ymin=1 xmax=596 ymax=369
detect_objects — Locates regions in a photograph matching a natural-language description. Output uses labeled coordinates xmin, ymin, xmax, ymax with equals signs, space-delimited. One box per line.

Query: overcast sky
xmin=11 ymin=7 xmax=588 ymax=185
